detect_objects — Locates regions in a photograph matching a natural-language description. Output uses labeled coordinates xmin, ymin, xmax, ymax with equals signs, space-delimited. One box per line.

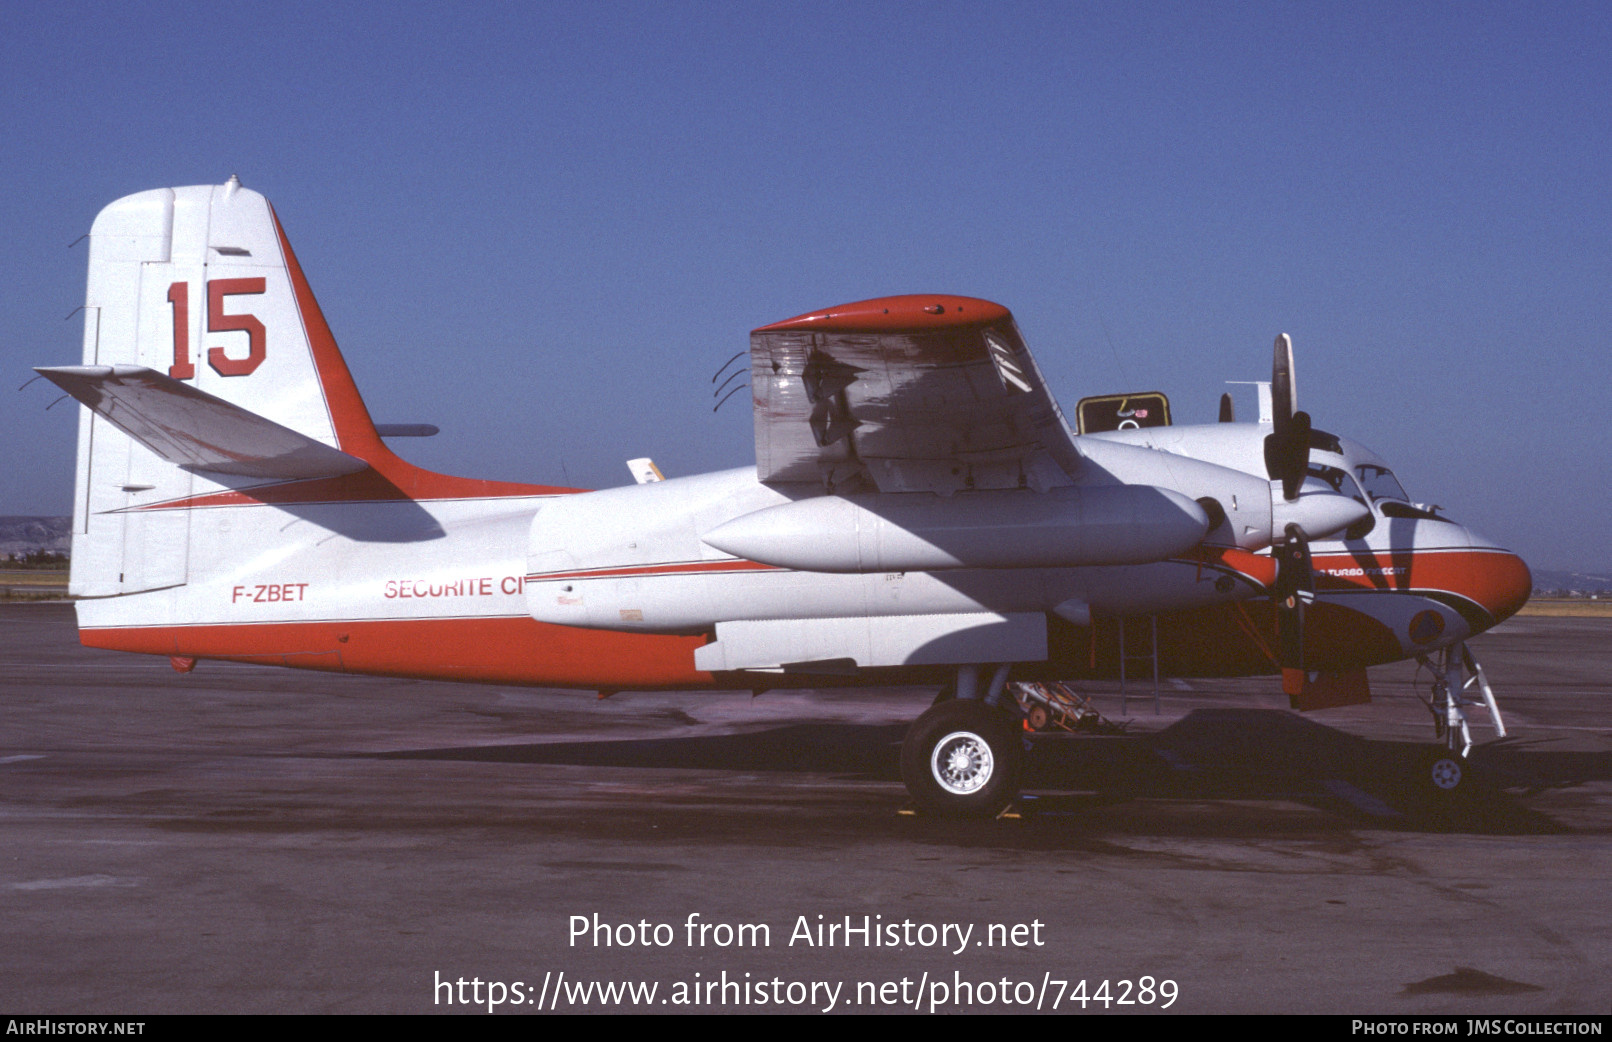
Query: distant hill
xmin=1530 ymin=568 xmax=1612 ymax=597
xmin=0 ymin=516 xmax=70 ymax=557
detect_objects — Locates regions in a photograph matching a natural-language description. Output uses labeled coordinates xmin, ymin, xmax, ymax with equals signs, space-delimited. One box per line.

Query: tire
xmin=1422 ymin=748 xmax=1466 ymax=798
xmin=900 ymin=700 xmax=1021 ymax=817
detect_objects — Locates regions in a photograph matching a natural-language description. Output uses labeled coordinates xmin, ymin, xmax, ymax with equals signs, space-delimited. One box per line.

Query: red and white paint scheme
xmin=39 ymin=180 xmax=1532 ymax=815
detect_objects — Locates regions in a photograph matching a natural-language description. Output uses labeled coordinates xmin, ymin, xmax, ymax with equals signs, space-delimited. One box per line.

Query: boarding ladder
xmin=1117 ymin=614 xmax=1162 ymax=715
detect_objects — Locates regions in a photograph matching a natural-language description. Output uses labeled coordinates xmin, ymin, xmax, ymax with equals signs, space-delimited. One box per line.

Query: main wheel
xmin=900 ymin=700 xmax=1022 ymax=817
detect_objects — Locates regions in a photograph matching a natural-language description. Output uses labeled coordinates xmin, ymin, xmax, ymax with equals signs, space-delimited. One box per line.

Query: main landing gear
xmin=1414 ymin=641 xmax=1506 ymax=798
xmin=900 ymin=665 xmax=1024 ymax=817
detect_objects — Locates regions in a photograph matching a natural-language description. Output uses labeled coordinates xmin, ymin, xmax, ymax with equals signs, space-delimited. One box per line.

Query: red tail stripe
xmin=125 ymin=209 xmax=582 ymax=507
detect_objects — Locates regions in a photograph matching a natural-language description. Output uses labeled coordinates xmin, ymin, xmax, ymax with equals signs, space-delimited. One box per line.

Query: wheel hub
xmin=1430 ymin=757 xmax=1463 ymax=790
xmin=931 ymin=730 xmax=994 ymax=795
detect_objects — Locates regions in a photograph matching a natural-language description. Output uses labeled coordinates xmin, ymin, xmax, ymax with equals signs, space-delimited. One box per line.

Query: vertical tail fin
xmin=80 ymin=177 xmax=385 ymax=453
xmin=63 ymin=178 xmax=562 ymax=598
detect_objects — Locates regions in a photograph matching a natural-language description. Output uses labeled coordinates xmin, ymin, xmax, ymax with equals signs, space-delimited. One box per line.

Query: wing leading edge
xmin=749 ymin=295 xmax=1081 ymax=495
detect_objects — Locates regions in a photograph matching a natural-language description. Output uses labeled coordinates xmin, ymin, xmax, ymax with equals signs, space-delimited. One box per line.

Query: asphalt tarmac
xmin=1 ymin=602 xmax=1608 ymax=1014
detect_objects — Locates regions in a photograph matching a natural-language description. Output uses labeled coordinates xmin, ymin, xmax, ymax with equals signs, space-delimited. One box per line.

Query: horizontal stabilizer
xmin=375 ymin=424 xmax=439 ymax=438
xmin=35 ymin=364 xmax=369 ymax=479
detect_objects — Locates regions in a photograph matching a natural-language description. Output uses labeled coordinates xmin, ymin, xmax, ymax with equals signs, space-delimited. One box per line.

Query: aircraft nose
xmin=1465 ymin=545 xmax=1533 ymax=627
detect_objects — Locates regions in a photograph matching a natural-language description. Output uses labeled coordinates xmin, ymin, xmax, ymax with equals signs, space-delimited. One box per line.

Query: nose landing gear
xmin=1414 ymin=642 xmax=1506 ymax=797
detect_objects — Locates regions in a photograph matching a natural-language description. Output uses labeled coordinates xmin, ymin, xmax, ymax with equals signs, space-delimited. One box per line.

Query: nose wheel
xmin=1413 ymin=642 xmax=1504 ymax=798
xmin=900 ymin=698 xmax=1022 ymax=817
xmin=1419 ymin=748 xmax=1468 ymax=799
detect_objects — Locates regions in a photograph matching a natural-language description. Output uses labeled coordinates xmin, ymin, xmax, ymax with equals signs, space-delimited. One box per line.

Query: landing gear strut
xmin=1414 ymin=641 xmax=1506 ymax=797
xmin=901 ymin=665 xmax=1023 ymax=817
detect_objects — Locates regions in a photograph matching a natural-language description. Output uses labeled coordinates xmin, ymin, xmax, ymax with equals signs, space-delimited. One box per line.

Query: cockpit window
xmin=1311 ymin=463 xmax=1376 ymax=538
xmin=1308 ymin=463 xmax=1368 ymax=505
xmin=1355 ymin=464 xmax=1409 ymax=503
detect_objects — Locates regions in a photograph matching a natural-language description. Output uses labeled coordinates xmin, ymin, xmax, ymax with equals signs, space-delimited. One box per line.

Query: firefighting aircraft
xmin=37 ymin=180 xmax=1531 ymax=816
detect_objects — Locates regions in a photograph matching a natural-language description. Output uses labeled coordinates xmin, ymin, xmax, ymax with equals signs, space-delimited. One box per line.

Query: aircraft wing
xmin=36 ymin=364 xmax=369 ymax=480
xmin=749 ymin=295 xmax=1081 ymax=494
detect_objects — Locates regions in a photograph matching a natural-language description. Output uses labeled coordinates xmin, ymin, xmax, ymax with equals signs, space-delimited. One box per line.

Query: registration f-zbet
xmin=36 ymin=179 xmax=1531 ymax=815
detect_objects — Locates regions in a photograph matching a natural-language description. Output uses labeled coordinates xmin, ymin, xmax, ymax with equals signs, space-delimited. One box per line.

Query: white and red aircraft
xmin=38 ymin=180 xmax=1532 ymax=816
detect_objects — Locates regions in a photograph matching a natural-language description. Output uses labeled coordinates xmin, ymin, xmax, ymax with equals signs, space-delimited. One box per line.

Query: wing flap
xmin=36 ymin=364 xmax=368 ymax=480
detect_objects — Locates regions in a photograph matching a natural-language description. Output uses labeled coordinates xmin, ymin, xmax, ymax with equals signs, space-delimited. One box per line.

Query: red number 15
xmin=167 ymin=278 xmax=266 ymax=379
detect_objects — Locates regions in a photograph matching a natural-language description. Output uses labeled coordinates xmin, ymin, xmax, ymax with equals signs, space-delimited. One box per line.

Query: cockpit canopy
xmin=1309 ymin=459 xmax=1446 ymax=531
xmin=1355 ymin=464 xmax=1408 ymax=504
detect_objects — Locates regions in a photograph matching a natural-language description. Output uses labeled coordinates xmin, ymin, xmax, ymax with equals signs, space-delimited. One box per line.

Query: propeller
xmin=1258 ymin=335 xmax=1345 ymax=677
xmin=1271 ymin=522 xmax=1314 ymax=670
xmin=1245 ymin=335 xmax=1373 ymax=681
xmin=1218 ymin=392 xmax=1234 ymax=423
xmin=1262 ymin=333 xmax=1313 ymax=501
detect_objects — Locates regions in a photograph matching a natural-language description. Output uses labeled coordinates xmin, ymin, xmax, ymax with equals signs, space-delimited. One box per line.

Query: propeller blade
xmin=1273 ymin=523 xmax=1313 ymax=671
xmin=1281 ymin=411 xmax=1311 ymax=500
xmin=1263 ymin=334 xmax=1310 ymax=501
xmin=1264 ymin=408 xmax=1313 ymax=500
xmin=1218 ymin=392 xmax=1234 ymax=423
xmin=1271 ymin=333 xmax=1296 ymax=426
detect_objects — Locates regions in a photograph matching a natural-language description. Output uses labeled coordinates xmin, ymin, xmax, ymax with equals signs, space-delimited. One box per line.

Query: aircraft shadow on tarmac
xmin=372 ymin=708 xmax=1610 ymax=836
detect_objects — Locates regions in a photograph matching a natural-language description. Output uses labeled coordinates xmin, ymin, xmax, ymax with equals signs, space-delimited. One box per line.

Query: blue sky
xmin=3 ymin=2 xmax=1607 ymax=569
